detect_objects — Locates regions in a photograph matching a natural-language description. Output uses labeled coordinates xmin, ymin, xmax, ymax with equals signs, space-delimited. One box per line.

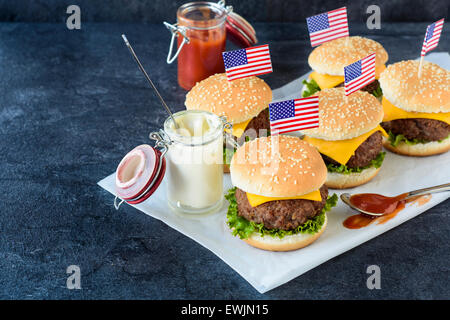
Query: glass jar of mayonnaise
xmin=160 ymin=110 xmax=225 ymax=215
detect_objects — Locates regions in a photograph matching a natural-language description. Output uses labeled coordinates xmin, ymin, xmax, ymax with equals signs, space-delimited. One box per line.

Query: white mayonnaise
xmin=164 ymin=110 xmax=224 ymax=214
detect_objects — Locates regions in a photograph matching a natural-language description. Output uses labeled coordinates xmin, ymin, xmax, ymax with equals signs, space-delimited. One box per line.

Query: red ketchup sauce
xmin=343 ymin=193 xmax=431 ymax=229
xmin=176 ymin=3 xmax=227 ymax=90
xmin=350 ymin=193 xmax=408 ymax=215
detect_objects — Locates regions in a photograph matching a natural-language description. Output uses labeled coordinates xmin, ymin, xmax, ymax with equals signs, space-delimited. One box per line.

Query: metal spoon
xmin=121 ymin=34 xmax=179 ymax=129
xmin=341 ymin=182 xmax=450 ymax=216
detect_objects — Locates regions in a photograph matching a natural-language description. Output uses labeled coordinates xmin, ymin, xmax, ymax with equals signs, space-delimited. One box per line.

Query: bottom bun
xmin=243 ymin=215 xmax=327 ymax=252
xmin=326 ymin=167 xmax=380 ymax=189
xmin=383 ymin=137 xmax=450 ymax=157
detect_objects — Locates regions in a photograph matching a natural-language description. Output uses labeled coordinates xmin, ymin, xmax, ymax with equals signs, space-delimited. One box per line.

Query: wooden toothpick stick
xmin=418 ymin=55 xmax=424 ymax=78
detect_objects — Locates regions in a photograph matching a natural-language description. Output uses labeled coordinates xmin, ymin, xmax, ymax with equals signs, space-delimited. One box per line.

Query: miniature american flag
xmin=222 ymin=44 xmax=272 ymax=81
xmin=269 ymin=96 xmax=319 ymax=135
xmin=344 ymin=53 xmax=376 ymax=96
xmin=421 ymin=19 xmax=444 ymax=57
xmin=306 ymin=7 xmax=349 ymax=47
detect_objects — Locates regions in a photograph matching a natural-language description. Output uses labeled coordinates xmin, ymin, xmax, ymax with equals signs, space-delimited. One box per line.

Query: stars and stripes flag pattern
xmin=306 ymin=7 xmax=349 ymax=47
xmin=421 ymin=19 xmax=444 ymax=57
xmin=222 ymin=44 xmax=273 ymax=81
xmin=344 ymin=53 xmax=376 ymax=96
xmin=269 ymin=96 xmax=320 ymax=135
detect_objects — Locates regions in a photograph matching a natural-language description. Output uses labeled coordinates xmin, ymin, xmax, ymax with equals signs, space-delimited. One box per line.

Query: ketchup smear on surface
xmin=343 ymin=193 xmax=431 ymax=229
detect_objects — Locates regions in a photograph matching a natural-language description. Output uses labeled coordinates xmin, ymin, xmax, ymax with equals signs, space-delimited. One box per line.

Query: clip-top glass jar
xmin=160 ymin=110 xmax=225 ymax=215
xmin=164 ymin=2 xmax=230 ymax=90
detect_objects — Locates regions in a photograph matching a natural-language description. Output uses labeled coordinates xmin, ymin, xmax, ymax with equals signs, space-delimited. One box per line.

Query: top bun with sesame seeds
xmin=302 ymin=88 xmax=384 ymax=141
xmin=379 ymin=60 xmax=450 ymax=113
xmin=230 ymin=135 xmax=327 ymax=197
xmin=308 ymin=36 xmax=388 ymax=77
xmin=185 ymin=73 xmax=272 ymax=124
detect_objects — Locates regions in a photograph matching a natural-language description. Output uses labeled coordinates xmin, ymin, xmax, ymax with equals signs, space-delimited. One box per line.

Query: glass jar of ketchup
xmin=164 ymin=2 xmax=230 ymax=90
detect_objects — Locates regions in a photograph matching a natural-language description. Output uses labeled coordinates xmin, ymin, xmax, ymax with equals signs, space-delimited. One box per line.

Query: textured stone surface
xmin=0 ymin=22 xmax=448 ymax=299
xmin=0 ymin=0 xmax=447 ymax=23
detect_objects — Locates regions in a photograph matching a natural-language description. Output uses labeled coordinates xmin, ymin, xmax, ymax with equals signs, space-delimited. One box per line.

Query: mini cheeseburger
xmin=302 ymin=88 xmax=387 ymax=189
xmin=226 ymin=135 xmax=337 ymax=251
xmin=379 ymin=60 xmax=450 ymax=156
xmin=302 ymin=36 xmax=388 ymax=99
xmin=185 ymin=73 xmax=272 ymax=171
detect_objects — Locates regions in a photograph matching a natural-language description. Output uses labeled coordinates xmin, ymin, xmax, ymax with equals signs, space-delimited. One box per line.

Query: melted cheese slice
xmin=246 ymin=190 xmax=322 ymax=207
xmin=224 ymin=118 xmax=253 ymax=138
xmin=375 ymin=64 xmax=386 ymax=78
xmin=303 ymin=126 xmax=388 ymax=165
xmin=310 ymin=64 xmax=386 ymax=90
xmin=382 ymin=97 xmax=450 ymax=125
xmin=310 ymin=72 xmax=344 ymax=89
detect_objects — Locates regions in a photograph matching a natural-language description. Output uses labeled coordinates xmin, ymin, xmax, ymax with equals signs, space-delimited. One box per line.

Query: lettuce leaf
xmin=326 ymin=152 xmax=386 ymax=174
xmin=223 ymin=146 xmax=235 ymax=165
xmin=302 ymin=78 xmax=382 ymax=98
xmin=388 ymin=130 xmax=428 ymax=147
xmin=371 ymin=85 xmax=383 ymax=98
xmin=388 ymin=131 xmax=450 ymax=147
xmin=302 ymin=79 xmax=321 ymax=98
xmin=225 ymin=188 xmax=338 ymax=240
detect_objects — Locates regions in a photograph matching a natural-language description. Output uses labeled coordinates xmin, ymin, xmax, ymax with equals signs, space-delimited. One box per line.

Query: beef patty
xmin=225 ymin=108 xmax=270 ymax=149
xmin=335 ymin=80 xmax=380 ymax=94
xmin=235 ymin=185 xmax=328 ymax=230
xmin=236 ymin=108 xmax=270 ymax=144
xmin=381 ymin=118 xmax=450 ymax=142
xmin=323 ymin=131 xmax=383 ymax=168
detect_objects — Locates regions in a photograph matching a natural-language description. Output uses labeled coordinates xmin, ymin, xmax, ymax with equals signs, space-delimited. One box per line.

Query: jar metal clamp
xmin=163 ymin=1 xmax=233 ymax=64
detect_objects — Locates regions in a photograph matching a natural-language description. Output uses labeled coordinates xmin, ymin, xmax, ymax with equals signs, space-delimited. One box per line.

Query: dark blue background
xmin=0 ymin=0 xmax=447 ymax=22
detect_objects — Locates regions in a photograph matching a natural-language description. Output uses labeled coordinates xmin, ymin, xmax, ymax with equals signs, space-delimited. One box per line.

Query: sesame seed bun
xmin=242 ymin=214 xmax=327 ymax=251
xmin=230 ymin=135 xmax=327 ymax=197
xmin=379 ymin=60 xmax=450 ymax=113
xmin=302 ymin=88 xmax=384 ymax=141
xmin=308 ymin=36 xmax=388 ymax=76
xmin=382 ymin=136 xmax=450 ymax=157
xmin=185 ymin=73 xmax=272 ymax=124
xmin=325 ymin=167 xmax=381 ymax=189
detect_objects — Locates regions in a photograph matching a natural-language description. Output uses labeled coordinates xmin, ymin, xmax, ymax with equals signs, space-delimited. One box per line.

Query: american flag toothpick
xmin=222 ymin=44 xmax=273 ymax=81
xmin=269 ymin=96 xmax=320 ymax=135
xmin=344 ymin=53 xmax=376 ymax=96
xmin=421 ymin=19 xmax=444 ymax=57
xmin=306 ymin=7 xmax=349 ymax=47
xmin=419 ymin=18 xmax=444 ymax=77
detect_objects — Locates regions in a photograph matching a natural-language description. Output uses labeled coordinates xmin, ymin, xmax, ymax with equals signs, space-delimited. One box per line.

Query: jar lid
xmin=115 ymin=144 xmax=166 ymax=205
xmin=226 ymin=12 xmax=258 ymax=48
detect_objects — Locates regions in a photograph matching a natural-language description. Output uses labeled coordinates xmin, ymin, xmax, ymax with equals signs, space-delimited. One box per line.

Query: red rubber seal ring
xmin=115 ymin=145 xmax=161 ymax=200
xmin=126 ymin=156 xmax=166 ymax=205
xmin=226 ymin=12 xmax=257 ymax=48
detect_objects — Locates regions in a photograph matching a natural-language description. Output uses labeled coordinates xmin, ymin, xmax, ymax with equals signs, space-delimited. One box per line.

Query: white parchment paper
xmin=98 ymin=52 xmax=450 ymax=293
